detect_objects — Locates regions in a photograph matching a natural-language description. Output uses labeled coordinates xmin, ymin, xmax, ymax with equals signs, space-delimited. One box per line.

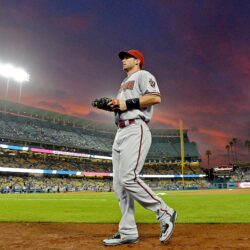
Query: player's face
xmin=122 ymin=56 xmax=139 ymax=71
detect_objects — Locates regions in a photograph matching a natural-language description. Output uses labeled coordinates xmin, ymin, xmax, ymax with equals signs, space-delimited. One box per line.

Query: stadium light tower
xmin=0 ymin=63 xmax=14 ymax=100
xmin=0 ymin=62 xmax=30 ymax=102
xmin=15 ymin=67 xmax=30 ymax=102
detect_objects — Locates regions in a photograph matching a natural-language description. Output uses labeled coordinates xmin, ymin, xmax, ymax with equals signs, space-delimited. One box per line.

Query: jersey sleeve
xmin=139 ymin=71 xmax=160 ymax=96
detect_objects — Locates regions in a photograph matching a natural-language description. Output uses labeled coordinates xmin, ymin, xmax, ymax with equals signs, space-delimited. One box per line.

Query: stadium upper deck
xmin=0 ymin=100 xmax=200 ymax=162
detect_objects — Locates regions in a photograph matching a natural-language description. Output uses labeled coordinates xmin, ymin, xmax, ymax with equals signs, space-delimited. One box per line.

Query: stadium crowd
xmin=0 ymin=151 xmax=208 ymax=192
xmin=0 ymin=108 xmax=208 ymax=193
xmin=0 ymin=154 xmax=112 ymax=172
xmin=0 ymin=113 xmax=113 ymax=154
xmin=0 ymin=153 xmax=203 ymax=175
xmin=0 ymin=176 xmax=112 ymax=193
xmin=229 ymin=167 xmax=250 ymax=182
xmin=0 ymin=175 xmax=209 ymax=193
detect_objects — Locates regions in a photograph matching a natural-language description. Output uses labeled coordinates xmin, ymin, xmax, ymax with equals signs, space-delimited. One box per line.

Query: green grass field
xmin=0 ymin=189 xmax=249 ymax=223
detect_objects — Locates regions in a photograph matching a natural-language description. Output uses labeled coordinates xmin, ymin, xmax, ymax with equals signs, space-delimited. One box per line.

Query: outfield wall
xmin=210 ymin=181 xmax=250 ymax=189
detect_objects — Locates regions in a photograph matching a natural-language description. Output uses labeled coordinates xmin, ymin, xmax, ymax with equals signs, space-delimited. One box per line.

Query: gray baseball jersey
xmin=115 ymin=70 xmax=160 ymax=123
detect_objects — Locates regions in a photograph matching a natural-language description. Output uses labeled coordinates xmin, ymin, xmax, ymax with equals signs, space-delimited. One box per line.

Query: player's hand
xmin=108 ymin=99 xmax=127 ymax=111
xmin=118 ymin=100 xmax=127 ymax=111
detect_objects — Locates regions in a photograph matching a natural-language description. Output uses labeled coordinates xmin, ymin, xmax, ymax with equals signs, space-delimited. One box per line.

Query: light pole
xmin=14 ymin=68 xmax=30 ymax=102
xmin=0 ymin=64 xmax=14 ymax=100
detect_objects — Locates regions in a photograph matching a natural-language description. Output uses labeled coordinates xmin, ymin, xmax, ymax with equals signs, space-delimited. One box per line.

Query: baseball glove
xmin=92 ymin=97 xmax=119 ymax=112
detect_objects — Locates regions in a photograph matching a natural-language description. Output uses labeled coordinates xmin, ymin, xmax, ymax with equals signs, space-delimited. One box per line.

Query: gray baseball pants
xmin=112 ymin=119 xmax=172 ymax=237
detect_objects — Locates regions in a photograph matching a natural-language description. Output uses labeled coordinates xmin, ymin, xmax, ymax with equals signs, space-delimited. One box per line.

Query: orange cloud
xmin=198 ymin=128 xmax=228 ymax=139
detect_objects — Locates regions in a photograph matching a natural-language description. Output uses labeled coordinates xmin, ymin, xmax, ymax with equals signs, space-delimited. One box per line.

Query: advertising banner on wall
xmin=237 ymin=182 xmax=250 ymax=188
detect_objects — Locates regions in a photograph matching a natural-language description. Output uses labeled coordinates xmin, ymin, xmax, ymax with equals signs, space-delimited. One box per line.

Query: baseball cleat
xmin=103 ymin=232 xmax=139 ymax=246
xmin=160 ymin=210 xmax=177 ymax=243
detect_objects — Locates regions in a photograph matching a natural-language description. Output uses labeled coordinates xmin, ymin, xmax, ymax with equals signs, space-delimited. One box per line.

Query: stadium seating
xmin=0 ymin=112 xmax=114 ymax=153
xmin=0 ymin=174 xmax=209 ymax=193
xmin=0 ymin=103 xmax=200 ymax=162
xmin=0 ymin=100 xmax=205 ymax=192
xmin=229 ymin=167 xmax=250 ymax=182
xmin=0 ymin=175 xmax=113 ymax=193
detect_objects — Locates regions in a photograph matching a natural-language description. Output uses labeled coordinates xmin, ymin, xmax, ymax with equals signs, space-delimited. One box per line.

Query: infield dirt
xmin=0 ymin=223 xmax=249 ymax=250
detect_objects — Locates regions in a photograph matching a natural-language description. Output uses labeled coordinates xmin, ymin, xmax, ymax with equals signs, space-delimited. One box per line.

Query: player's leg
xmin=131 ymin=135 xmax=177 ymax=244
xmin=103 ymin=133 xmax=138 ymax=246
xmin=119 ymin=122 xmax=174 ymax=220
xmin=112 ymin=133 xmax=138 ymax=237
xmin=118 ymin=121 xmax=177 ymax=243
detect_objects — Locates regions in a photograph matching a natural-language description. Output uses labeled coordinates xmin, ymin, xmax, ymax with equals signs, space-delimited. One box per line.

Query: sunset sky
xmin=0 ymin=0 xmax=249 ymax=166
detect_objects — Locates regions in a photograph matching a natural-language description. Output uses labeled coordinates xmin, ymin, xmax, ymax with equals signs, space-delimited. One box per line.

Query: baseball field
xmin=0 ymin=189 xmax=249 ymax=249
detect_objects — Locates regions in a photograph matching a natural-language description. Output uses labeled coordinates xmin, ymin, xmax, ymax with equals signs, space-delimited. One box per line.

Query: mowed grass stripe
xmin=0 ymin=189 xmax=249 ymax=223
xmin=0 ymin=198 xmax=108 ymax=201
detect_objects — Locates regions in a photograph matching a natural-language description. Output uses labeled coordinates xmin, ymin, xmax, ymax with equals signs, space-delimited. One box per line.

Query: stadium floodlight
xmin=0 ymin=63 xmax=16 ymax=79
xmin=0 ymin=63 xmax=30 ymax=83
xmin=13 ymin=68 xmax=30 ymax=83
xmin=0 ymin=61 xmax=30 ymax=103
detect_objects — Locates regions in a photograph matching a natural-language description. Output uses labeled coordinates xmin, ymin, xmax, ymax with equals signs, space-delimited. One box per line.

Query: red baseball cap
xmin=118 ymin=49 xmax=145 ymax=66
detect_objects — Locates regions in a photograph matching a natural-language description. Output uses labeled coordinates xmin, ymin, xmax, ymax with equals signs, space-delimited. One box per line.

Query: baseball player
xmin=93 ymin=49 xmax=177 ymax=246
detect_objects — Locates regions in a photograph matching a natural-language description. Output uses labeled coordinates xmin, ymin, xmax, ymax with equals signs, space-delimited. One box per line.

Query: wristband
xmin=126 ymin=98 xmax=140 ymax=110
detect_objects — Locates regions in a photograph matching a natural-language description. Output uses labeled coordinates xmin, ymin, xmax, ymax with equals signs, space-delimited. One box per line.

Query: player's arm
xmin=139 ymin=94 xmax=161 ymax=108
xmin=109 ymin=94 xmax=161 ymax=111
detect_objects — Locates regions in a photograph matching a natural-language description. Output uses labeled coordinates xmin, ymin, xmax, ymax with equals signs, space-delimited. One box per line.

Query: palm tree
xmin=225 ymin=145 xmax=230 ymax=163
xmin=245 ymin=140 xmax=250 ymax=160
xmin=229 ymin=141 xmax=234 ymax=163
xmin=205 ymin=150 xmax=212 ymax=168
xmin=232 ymin=138 xmax=238 ymax=163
